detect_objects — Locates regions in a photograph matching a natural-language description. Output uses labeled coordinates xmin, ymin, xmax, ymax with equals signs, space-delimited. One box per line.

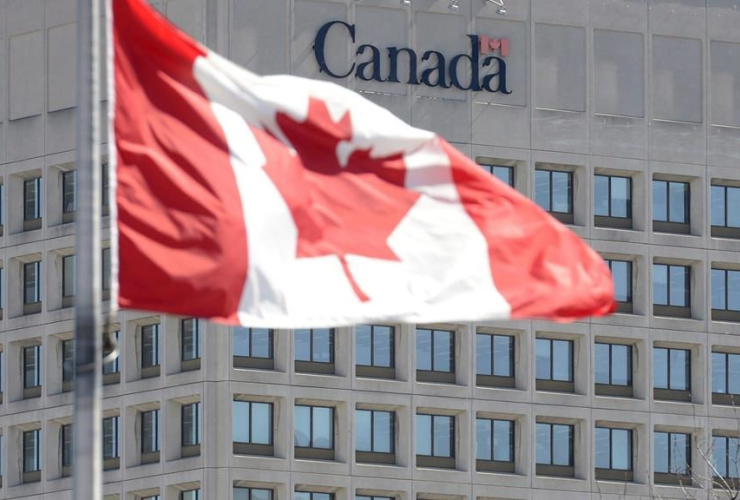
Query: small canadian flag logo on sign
xmin=479 ymin=36 xmax=509 ymax=56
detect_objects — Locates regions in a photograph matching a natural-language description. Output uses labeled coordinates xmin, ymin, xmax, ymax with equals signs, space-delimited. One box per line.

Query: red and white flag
xmin=110 ymin=0 xmax=615 ymax=327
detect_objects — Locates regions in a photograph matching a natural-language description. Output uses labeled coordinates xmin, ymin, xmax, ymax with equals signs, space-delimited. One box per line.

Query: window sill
xmin=23 ymin=386 xmax=41 ymax=399
xmin=536 ymin=464 xmax=575 ymax=478
xmin=654 ymin=388 xmax=692 ymax=402
xmin=23 ymin=218 xmax=42 ymax=231
xmin=62 ymin=212 xmax=76 ymax=224
xmin=536 ymin=379 xmax=575 ymax=393
xmin=356 ymin=451 xmax=396 ymax=465
xmin=416 ymin=455 xmax=455 ymax=469
xmin=23 ymin=302 xmax=42 ymax=315
xmin=233 ymin=442 xmax=274 ymax=457
xmin=141 ymin=365 xmax=160 ymax=379
xmin=712 ymin=393 xmax=740 ymax=406
xmin=712 ymin=309 xmax=740 ymax=322
xmin=103 ymin=457 xmax=120 ymax=471
xmin=62 ymin=380 xmax=73 ymax=392
xmin=61 ymin=465 xmax=72 ymax=477
xmin=476 ymin=460 xmax=515 ymax=473
xmin=416 ymin=370 xmax=456 ymax=384
xmin=653 ymin=305 xmax=691 ymax=319
xmin=103 ymin=372 xmax=120 ymax=386
xmin=549 ymin=212 xmax=574 ymax=225
xmin=712 ymin=226 xmax=740 ymax=239
xmin=62 ymin=296 xmax=74 ymax=308
xmin=141 ymin=451 xmax=160 ymax=465
xmin=233 ymin=356 xmax=274 ymax=370
xmin=22 ymin=470 xmax=41 ymax=484
xmin=653 ymin=221 xmax=690 ymax=235
xmin=181 ymin=358 xmax=201 ymax=372
xmin=595 ymin=216 xmax=633 ymax=230
xmin=596 ymin=468 xmax=633 ymax=481
xmin=595 ymin=384 xmax=633 ymax=398
xmin=615 ymin=301 xmax=633 ymax=314
xmin=295 ymin=447 xmax=334 ymax=461
xmin=713 ymin=476 xmax=740 ymax=489
xmin=356 ymin=365 xmax=395 ymax=380
xmin=654 ymin=472 xmax=691 ymax=485
xmin=476 ymin=375 xmax=515 ymax=389
xmin=295 ymin=361 xmax=335 ymax=375
xmin=181 ymin=444 xmax=201 ymax=458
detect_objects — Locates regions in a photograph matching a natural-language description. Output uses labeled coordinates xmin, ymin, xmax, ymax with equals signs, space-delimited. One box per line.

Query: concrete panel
xmin=591 ymin=114 xmax=647 ymax=160
xmin=9 ymin=31 xmax=44 ymax=121
xmin=45 ymin=0 xmax=75 ymax=27
xmin=591 ymin=0 xmax=648 ymax=32
xmin=355 ymin=5 xmax=408 ymax=96
xmin=45 ymin=109 xmax=76 ymax=155
xmin=412 ymin=96 xmax=470 ymax=144
xmin=532 ymin=108 xmax=589 ymax=154
xmin=47 ymin=23 xmax=76 ymax=113
xmin=229 ymin=0 xmax=288 ymax=75
xmin=534 ymin=24 xmax=586 ymax=112
xmin=165 ymin=0 xmax=205 ymax=43
xmin=708 ymin=0 xmax=740 ymax=42
xmin=532 ymin=0 xmax=589 ymax=26
xmin=649 ymin=0 xmax=706 ymax=39
xmin=472 ymin=102 xmax=530 ymax=149
xmin=710 ymin=41 xmax=740 ymax=128
xmin=5 ymin=0 xmax=43 ymax=37
xmin=708 ymin=126 xmax=740 ymax=168
xmin=474 ymin=18 xmax=527 ymax=107
xmin=0 ymin=39 xmax=5 ymax=124
xmin=650 ymin=119 xmax=705 ymax=165
xmin=6 ymin=116 xmax=44 ymax=162
xmin=414 ymin=11 xmax=467 ymax=101
xmin=359 ymin=91 xmax=410 ymax=124
xmin=594 ymin=30 xmax=644 ymax=118
xmin=292 ymin=0 xmax=349 ymax=82
xmin=651 ymin=35 xmax=702 ymax=123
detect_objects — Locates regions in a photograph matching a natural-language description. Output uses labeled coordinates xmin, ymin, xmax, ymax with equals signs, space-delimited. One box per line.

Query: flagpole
xmin=74 ymin=0 xmax=102 ymax=497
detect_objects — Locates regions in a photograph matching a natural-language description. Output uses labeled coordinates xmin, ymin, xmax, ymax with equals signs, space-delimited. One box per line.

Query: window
xmin=23 ymin=177 xmax=42 ymax=230
xmin=595 ymin=427 xmax=633 ymax=481
xmin=416 ymin=413 xmax=455 ymax=469
xmin=233 ymin=327 xmax=273 ymax=369
xmin=713 ymin=435 xmax=740 ymax=480
xmin=181 ymin=318 xmax=201 ymax=371
xmin=102 ymin=163 xmax=110 ymax=213
xmin=356 ymin=324 xmax=394 ymax=379
xmin=536 ymin=423 xmax=574 ymax=477
xmin=356 ymin=409 xmax=394 ymax=464
xmin=103 ymin=416 xmax=120 ymax=469
xmin=535 ymin=338 xmax=574 ymax=392
xmin=181 ymin=491 xmax=200 ymax=500
xmin=712 ymin=268 xmax=740 ymax=321
xmin=141 ymin=324 xmax=160 ymax=378
xmin=23 ymin=429 xmax=40 ymax=482
xmin=62 ymin=255 xmax=76 ymax=307
xmin=233 ymin=400 xmax=273 ymax=456
xmin=711 ymin=184 xmax=740 ymax=238
xmin=476 ymin=332 xmax=514 ymax=387
xmin=295 ymin=493 xmax=333 ymax=500
xmin=654 ymin=347 xmax=691 ymax=401
xmin=535 ymin=169 xmax=573 ymax=224
xmin=141 ymin=409 xmax=160 ymax=464
xmin=23 ymin=345 xmax=41 ymax=398
xmin=62 ymin=170 xmax=77 ymax=221
xmin=712 ymin=352 xmax=740 ymax=406
xmin=181 ymin=402 xmax=201 ymax=457
xmin=234 ymin=488 xmax=273 ymax=500
xmin=595 ymin=343 xmax=632 ymax=397
xmin=653 ymin=180 xmax=690 ymax=233
xmin=61 ymin=424 xmax=73 ymax=476
xmin=294 ymin=404 xmax=334 ymax=460
xmin=654 ymin=431 xmax=691 ymax=484
xmin=476 ymin=418 xmax=514 ymax=472
xmin=606 ymin=260 xmax=633 ymax=313
xmin=103 ymin=330 xmax=120 ymax=384
xmin=416 ymin=328 xmax=455 ymax=383
xmin=357 ymin=496 xmax=393 ymax=500
xmin=595 ymin=175 xmax=632 ymax=228
xmin=295 ymin=328 xmax=334 ymax=374
xmin=23 ymin=260 xmax=42 ymax=314
xmin=653 ymin=264 xmax=690 ymax=317
xmin=480 ymin=163 xmax=514 ymax=187
xmin=142 ymin=496 xmax=160 ymax=500
xmin=62 ymin=339 xmax=75 ymax=391
xmin=102 ymin=248 xmax=111 ymax=299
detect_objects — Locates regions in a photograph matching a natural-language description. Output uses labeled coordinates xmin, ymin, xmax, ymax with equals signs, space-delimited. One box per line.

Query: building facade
xmin=1 ymin=0 xmax=740 ymax=499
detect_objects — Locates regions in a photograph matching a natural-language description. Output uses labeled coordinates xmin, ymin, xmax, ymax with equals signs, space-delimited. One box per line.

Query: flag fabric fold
xmin=111 ymin=0 xmax=615 ymax=327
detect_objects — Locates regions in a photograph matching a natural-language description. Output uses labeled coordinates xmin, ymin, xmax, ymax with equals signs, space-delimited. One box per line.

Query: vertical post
xmin=74 ymin=0 xmax=102 ymax=497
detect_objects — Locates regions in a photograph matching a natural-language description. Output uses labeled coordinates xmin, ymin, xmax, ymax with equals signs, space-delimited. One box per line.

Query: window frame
xmin=595 ymin=427 xmax=634 ymax=481
xmin=140 ymin=324 xmax=161 ymax=378
xmin=712 ymin=268 xmax=740 ymax=322
xmin=711 ymin=184 xmax=740 ymax=238
xmin=653 ymin=179 xmax=690 ymax=234
xmin=181 ymin=401 xmax=201 ymax=457
xmin=535 ymin=338 xmax=575 ymax=393
xmin=654 ymin=431 xmax=692 ymax=484
xmin=475 ymin=417 xmax=515 ymax=473
xmin=594 ymin=342 xmax=633 ymax=397
xmin=294 ymin=404 xmax=335 ymax=460
xmin=233 ymin=327 xmax=274 ymax=370
xmin=141 ymin=409 xmax=160 ymax=464
xmin=103 ymin=415 xmax=120 ymax=470
xmin=535 ymin=169 xmax=574 ymax=224
xmin=23 ymin=260 xmax=42 ymax=315
xmin=653 ymin=346 xmax=692 ymax=402
xmin=416 ymin=328 xmax=456 ymax=384
xmin=712 ymin=351 xmax=740 ymax=406
xmin=22 ymin=429 xmax=41 ymax=483
xmin=355 ymin=408 xmax=395 ymax=464
xmin=103 ymin=330 xmax=120 ymax=385
xmin=594 ymin=174 xmax=632 ymax=229
xmin=535 ymin=422 xmax=575 ymax=477
xmin=233 ymin=488 xmax=274 ymax=500
xmin=62 ymin=254 xmax=76 ymax=308
xmin=355 ymin=324 xmax=395 ymax=379
xmin=61 ymin=423 xmax=73 ymax=476
xmin=62 ymin=338 xmax=75 ymax=392
xmin=653 ymin=263 xmax=691 ymax=318
xmin=475 ymin=332 xmax=515 ymax=388
xmin=23 ymin=177 xmax=42 ymax=230
xmin=712 ymin=434 xmax=740 ymax=481
xmin=23 ymin=344 xmax=42 ymax=399
xmin=180 ymin=318 xmax=201 ymax=371
xmin=232 ymin=400 xmax=274 ymax=456
xmin=295 ymin=328 xmax=335 ymax=374
xmin=480 ymin=163 xmax=515 ymax=187
xmin=62 ymin=170 xmax=77 ymax=222
xmin=606 ymin=259 xmax=633 ymax=313
xmin=415 ymin=413 xmax=456 ymax=469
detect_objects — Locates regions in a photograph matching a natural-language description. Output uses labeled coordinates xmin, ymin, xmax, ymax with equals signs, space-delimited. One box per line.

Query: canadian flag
xmin=111 ymin=0 xmax=615 ymax=327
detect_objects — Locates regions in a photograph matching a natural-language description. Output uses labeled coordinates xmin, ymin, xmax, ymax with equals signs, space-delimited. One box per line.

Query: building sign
xmin=313 ymin=20 xmax=511 ymax=94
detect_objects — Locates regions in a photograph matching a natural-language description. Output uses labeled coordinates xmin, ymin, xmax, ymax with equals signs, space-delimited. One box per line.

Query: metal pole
xmin=74 ymin=0 xmax=102 ymax=496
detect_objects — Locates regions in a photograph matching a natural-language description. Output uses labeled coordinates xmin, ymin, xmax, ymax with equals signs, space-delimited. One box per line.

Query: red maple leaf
xmin=255 ymin=97 xmax=420 ymax=302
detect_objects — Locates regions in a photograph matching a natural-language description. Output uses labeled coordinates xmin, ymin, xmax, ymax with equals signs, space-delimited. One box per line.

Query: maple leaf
xmin=258 ymin=97 xmax=420 ymax=302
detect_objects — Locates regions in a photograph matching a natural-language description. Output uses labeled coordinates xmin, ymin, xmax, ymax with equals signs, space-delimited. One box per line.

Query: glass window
xmin=103 ymin=331 xmax=120 ymax=375
xmin=536 ymin=338 xmax=573 ymax=382
xmin=24 ymin=261 xmax=41 ymax=305
xmin=416 ymin=328 xmax=454 ymax=373
xmin=233 ymin=401 xmax=272 ymax=445
xmin=480 ymin=164 xmax=514 ymax=187
xmin=181 ymin=319 xmax=201 ymax=361
xmin=416 ymin=414 xmax=454 ymax=458
xmin=62 ymin=339 xmax=75 ymax=383
xmin=535 ymin=169 xmax=572 ymax=214
xmin=141 ymin=409 xmax=159 ymax=453
xmin=595 ymin=175 xmax=631 ymax=218
xmin=712 ymin=269 xmax=740 ymax=312
xmin=712 ymin=352 xmax=740 ymax=396
xmin=654 ymin=431 xmax=690 ymax=474
xmin=713 ymin=435 xmax=740 ymax=479
xmin=234 ymin=327 xmax=272 ymax=359
xmin=141 ymin=324 xmax=160 ymax=368
xmin=653 ymin=347 xmax=690 ymax=391
xmin=24 ymin=345 xmax=41 ymax=389
xmin=23 ymin=429 xmax=40 ymax=473
xmin=294 ymin=405 xmax=333 ymax=449
xmin=357 ymin=496 xmax=393 ymax=500
xmin=103 ymin=416 xmax=119 ymax=459
xmin=295 ymin=328 xmax=334 ymax=363
xmin=63 ymin=255 xmax=76 ymax=298
xmin=536 ymin=423 xmax=573 ymax=466
xmin=234 ymin=488 xmax=273 ymax=500
xmin=476 ymin=333 xmax=514 ymax=377
xmin=356 ymin=325 xmax=394 ymax=368
xmin=295 ymin=493 xmax=333 ymax=500
xmin=102 ymin=248 xmax=111 ymax=292
xmin=62 ymin=171 xmax=77 ymax=214
xmin=61 ymin=424 xmax=73 ymax=468
xmin=607 ymin=260 xmax=632 ymax=303
xmin=595 ymin=427 xmax=632 ymax=471
xmin=595 ymin=343 xmax=631 ymax=386
xmin=356 ymin=409 xmax=394 ymax=454
xmin=102 ymin=163 xmax=110 ymax=209
xmin=653 ymin=180 xmax=689 ymax=223
xmin=476 ymin=418 xmax=514 ymax=462
xmin=182 ymin=402 xmax=201 ymax=447
xmin=712 ymin=185 xmax=740 ymax=229
xmin=23 ymin=177 xmax=42 ymax=221
xmin=181 ymin=491 xmax=200 ymax=500
xmin=653 ymin=264 xmax=690 ymax=307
